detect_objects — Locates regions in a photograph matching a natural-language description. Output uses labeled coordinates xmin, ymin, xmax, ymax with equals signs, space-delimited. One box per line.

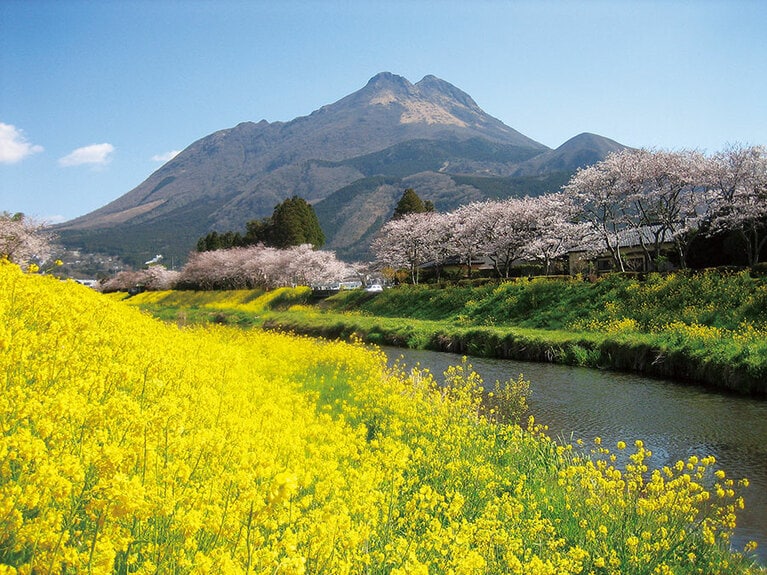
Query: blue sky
xmin=1 ymin=0 xmax=765 ymax=223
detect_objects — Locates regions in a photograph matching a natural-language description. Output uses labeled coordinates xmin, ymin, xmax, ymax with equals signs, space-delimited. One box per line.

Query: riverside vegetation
xmin=1 ymin=262 xmax=764 ymax=573
xmin=124 ymin=268 xmax=767 ymax=396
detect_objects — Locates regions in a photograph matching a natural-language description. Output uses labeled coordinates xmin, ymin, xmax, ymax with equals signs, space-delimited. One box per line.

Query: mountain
xmin=511 ymin=132 xmax=628 ymax=177
xmin=57 ymin=72 xmax=628 ymax=265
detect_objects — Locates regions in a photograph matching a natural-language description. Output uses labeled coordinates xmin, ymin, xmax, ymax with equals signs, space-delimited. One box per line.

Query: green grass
xmin=117 ymin=270 xmax=767 ymax=395
xmin=121 ymin=285 xmax=312 ymax=326
xmin=321 ymin=271 xmax=767 ymax=332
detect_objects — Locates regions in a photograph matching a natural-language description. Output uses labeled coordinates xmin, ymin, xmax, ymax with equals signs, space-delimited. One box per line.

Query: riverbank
xmin=262 ymin=308 xmax=766 ymax=395
xmin=119 ymin=269 xmax=767 ymax=396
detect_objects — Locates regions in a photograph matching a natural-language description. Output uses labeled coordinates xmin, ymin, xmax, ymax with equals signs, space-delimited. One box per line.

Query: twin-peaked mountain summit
xmin=58 ymin=72 xmax=628 ymax=265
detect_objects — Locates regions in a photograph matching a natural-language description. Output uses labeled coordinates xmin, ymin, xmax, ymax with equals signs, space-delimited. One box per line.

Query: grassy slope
xmin=120 ymin=271 xmax=767 ymax=395
xmin=257 ymin=271 xmax=766 ymax=394
xmin=317 ymin=272 xmax=767 ymax=332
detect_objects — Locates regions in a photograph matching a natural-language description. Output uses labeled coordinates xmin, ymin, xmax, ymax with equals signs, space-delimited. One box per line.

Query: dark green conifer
xmin=196 ymin=195 xmax=325 ymax=251
xmin=393 ymin=188 xmax=429 ymax=219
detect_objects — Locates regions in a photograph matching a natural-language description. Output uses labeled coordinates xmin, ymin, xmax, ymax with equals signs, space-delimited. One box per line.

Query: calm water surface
xmin=381 ymin=346 xmax=767 ymax=564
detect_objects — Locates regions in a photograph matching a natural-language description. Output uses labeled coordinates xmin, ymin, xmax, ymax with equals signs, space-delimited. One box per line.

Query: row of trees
xmin=372 ymin=193 xmax=581 ymax=283
xmin=137 ymin=189 xmax=434 ymax=291
xmin=565 ymin=144 xmax=767 ymax=270
xmin=4 ymin=145 xmax=764 ymax=288
xmin=100 ymin=244 xmax=355 ymax=292
xmin=1 ymin=203 xmax=349 ymax=292
xmin=197 ymin=196 xmax=325 ymax=252
xmin=372 ymin=145 xmax=767 ymax=281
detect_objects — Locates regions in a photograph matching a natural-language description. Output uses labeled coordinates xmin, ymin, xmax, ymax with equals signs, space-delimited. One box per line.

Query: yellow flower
xmin=0 ymin=264 xmax=756 ymax=575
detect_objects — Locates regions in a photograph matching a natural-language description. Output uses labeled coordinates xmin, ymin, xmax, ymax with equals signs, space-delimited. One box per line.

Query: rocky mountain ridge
xmin=57 ymin=72 xmax=629 ymax=264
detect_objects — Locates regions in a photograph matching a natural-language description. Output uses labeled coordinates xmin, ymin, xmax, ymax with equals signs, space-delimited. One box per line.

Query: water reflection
xmin=382 ymin=346 xmax=767 ymax=564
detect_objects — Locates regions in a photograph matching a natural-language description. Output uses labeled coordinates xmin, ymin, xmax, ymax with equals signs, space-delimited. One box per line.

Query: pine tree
xmin=393 ymin=188 xmax=429 ymax=219
xmin=244 ymin=218 xmax=272 ymax=246
xmin=267 ymin=196 xmax=325 ymax=249
xmin=196 ymin=196 xmax=325 ymax=251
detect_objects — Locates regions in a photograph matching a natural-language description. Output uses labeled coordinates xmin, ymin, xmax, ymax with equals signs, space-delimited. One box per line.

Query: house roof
xmin=571 ymin=224 xmax=676 ymax=253
xmin=615 ymin=224 xmax=675 ymax=248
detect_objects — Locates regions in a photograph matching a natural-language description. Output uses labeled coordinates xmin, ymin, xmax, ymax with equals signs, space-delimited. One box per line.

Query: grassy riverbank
xmin=123 ymin=269 xmax=767 ymax=395
xmin=2 ymin=263 xmax=763 ymax=573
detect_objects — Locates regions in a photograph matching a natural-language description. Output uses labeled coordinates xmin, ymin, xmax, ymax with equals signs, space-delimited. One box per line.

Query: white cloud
xmin=59 ymin=143 xmax=115 ymax=167
xmin=0 ymin=122 xmax=44 ymax=164
xmin=151 ymin=150 xmax=180 ymax=162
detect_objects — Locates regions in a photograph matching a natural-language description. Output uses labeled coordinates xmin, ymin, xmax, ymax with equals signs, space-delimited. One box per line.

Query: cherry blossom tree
xmin=371 ymin=212 xmax=444 ymax=284
xmin=174 ymin=244 xmax=353 ymax=290
xmin=477 ymin=198 xmax=538 ymax=278
xmin=564 ymin=157 xmax=629 ymax=271
xmin=447 ymin=202 xmax=490 ymax=278
xmin=704 ymin=144 xmax=767 ymax=266
xmin=99 ymin=266 xmax=180 ymax=292
xmin=565 ymin=149 xmax=708 ymax=271
xmin=523 ymin=193 xmax=586 ymax=275
xmin=0 ymin=212 xmax=55 ymax=269
xmin=269 ymin=244 xmax=353 ymax=289
xmin=142 ymin=265 xmax=181 ymax=290
xmin=98 ymin=269 xmax=144 ymax=293
xmin=618 ymin=149 xmax=706 ymax=269
xmin=417 ymin=212 xmax=453 ymax=282
xmin=176 ymin=248 xmax=246 ymax=290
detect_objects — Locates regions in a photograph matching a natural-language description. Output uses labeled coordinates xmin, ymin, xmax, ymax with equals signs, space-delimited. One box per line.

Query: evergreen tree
xmin=221 ymin=231 xmax=242 ymax=249
xmin=244 ymin=218 xmax=272 ymax=246
xmin=197 ymin=231 xmax=221 ymax=252
xmin=196 ymin=196 xmax=325 ymax=251
xmin=197 ymin=230 xmax=242 ymax=251
xmin=393 ymin=188 xmax=431 ymax=219
xmin=270 ymin=196 xmax=325 ymax=248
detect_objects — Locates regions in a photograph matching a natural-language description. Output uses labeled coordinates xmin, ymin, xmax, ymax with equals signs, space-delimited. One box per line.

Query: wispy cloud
xmin=0 ymin=122 xmax=44 ymax=164
xmin=151 ymin=150 xmax=180 ymax=162
xmin=59 ymin=143 xmax=115 ymax=167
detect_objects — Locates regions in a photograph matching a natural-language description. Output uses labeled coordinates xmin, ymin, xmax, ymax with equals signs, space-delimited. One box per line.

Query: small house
xmin=568 ymin=225 xmax=677 ymax=274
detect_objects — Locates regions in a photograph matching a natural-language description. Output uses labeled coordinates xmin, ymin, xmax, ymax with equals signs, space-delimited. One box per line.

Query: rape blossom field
xmin=0 ymin=262 xmax=761 ymax=574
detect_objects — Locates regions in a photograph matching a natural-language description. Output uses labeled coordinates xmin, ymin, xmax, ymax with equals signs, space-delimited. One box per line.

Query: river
xmin=381 ymin=346 xmax=767 ymax=564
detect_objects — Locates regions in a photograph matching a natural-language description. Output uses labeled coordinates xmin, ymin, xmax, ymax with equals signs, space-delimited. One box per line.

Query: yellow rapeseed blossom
xmin=0 ymin=262 xmax=761 ymax=574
